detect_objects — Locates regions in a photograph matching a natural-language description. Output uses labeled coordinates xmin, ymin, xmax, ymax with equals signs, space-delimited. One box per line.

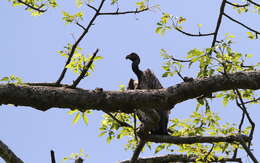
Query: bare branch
xmin=175 ymin=27 xmax=215 ymax=37
xmin=171 ymin=56 xmax=191 ymax=63
xmin=50 ymin=150 xmax=56 ymax=163
xmin=243 ymin=97 xmax=260 ymax=104
xmin=0 ymin=140 xmax=23 ymax=163
xmin=237 ymin=136 xmax=258 ymax=163
xmin=211 ymin=0 xmax=227 ymax=48
xmin=247 ymin=0 xmax=260 ymax=7
xmin=87 ymin=4 xmax=98 ymax=12
xmin=99 ymin=8 xmax=148 ymax=15
xmin=76 ymin=22 xmax=86 ymax=31
xmin=234 ymin=89 xmax=255 ymax=144
xmin=226 ymin=1 xmax=249 ymax=7
xmin=223 ymin=13 xmax=260 ymax=35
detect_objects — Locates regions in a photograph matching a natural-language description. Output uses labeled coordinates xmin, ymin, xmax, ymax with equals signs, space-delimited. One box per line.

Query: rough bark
xmin=0 ymin=140 xmax=23 ymax=163
xmin=120 ymin=154 xmax=242 ymax=163
xmin=0 ymin=71 xmax=259 ymax=112
xmin=147 ymin=134 xmax=250 ymax=144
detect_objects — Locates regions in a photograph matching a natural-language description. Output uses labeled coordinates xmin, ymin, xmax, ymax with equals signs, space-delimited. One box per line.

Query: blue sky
xmin=0 ymin=0 xmax=260 ymax=162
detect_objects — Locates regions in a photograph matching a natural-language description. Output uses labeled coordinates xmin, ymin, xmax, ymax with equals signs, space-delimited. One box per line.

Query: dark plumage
xmin=126 ymin=52 xmax=169 ymax=135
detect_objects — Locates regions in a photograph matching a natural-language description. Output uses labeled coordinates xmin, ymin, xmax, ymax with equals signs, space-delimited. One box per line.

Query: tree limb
xmin=147 ymin=134 xmax=250 ymax=144
xmin=1 ymin=71 xmax=260 ymax=112
xmin=130 ymin=140 xmax=146 ymax=163
xmin=120 ymin=154 xmax=242 ymax=163
xmin=0 ymin=140 xmax=23 ymax=163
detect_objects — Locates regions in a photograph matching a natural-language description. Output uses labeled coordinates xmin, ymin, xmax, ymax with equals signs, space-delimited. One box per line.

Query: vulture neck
xmin=132 ymin=61 xmax=142 ymax=81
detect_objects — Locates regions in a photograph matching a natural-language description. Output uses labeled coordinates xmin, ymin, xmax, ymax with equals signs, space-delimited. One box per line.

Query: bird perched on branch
xmin=126 ymin=52 xmax=169 ymax=135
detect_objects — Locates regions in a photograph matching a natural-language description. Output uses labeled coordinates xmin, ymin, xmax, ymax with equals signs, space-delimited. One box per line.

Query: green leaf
xmin=155 ymin=27 xmax=163 ymax=34
xmin=94 ymin=56 xmax=104 ymax=60
xmin=246 ymin=32 xmax=255 ymax=39
xmin=67 ymin=109 xmax=77 ymax=115
xmin=73 ymin=112 xmax=81 ymax=124
xmin=0 ymin=77 xmax=9 ymax=81
xmin=162 ymin=72 xmax=170 ymax=77
xmin=245 ymin=54 xmax=253 ymax=58
xmin=155 ymin=144 xmax=165 ymax=154
xmin=197 ymin=98 xmax=204 ymax=105
xmin=119 ymin=85 xmax=126 ymax=91
xmin=75 ymin=0 xmax=83 ymax=8
xmin=111 ymin=0 xmax=118 ymax=5
xmin=82 ymin=112 xmax=88 ymax=125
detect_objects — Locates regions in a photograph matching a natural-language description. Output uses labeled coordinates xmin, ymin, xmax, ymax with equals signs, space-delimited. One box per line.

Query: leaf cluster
xmin=58 ymin=44 xmax=103 ymax=76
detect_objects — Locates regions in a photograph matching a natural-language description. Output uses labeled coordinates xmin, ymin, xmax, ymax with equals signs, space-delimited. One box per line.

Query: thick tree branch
xmin=1 ymin=71 xmax=260 ymax=112
xmin=120 ymin=154 xmax=242 ymax=163
xmin=147 ymin=134 xmax=250 ymax=144
xmin=0 ymin=140 xmax=23 ymax=163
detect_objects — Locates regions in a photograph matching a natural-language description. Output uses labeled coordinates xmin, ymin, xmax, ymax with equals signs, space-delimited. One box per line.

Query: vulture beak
xmin=125 ymin=55 xmax=130 ymax=60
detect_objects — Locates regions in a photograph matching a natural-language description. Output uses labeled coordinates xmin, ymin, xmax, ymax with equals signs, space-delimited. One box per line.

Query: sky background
xmin=0 ymin=0 xmax=260 ymax=162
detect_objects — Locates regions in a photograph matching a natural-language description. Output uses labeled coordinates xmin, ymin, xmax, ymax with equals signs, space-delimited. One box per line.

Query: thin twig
xmin=87 ymin=4 xmax=98 ymax=12
xmin=175 ymin=27 xmax=215 ymax=37
xmin=223 ymin=13 xmax=260 ymax=35
xmin=70 ymin=49 xmax=99 ymax=88
xmin=56 ymin=0 xmax=106 ymax=85
xmin=204 ymin=144 xmax=215 ymax=162
xmin=17 ymin=0 xmax=47 ymax=12
xmin=233 ymin=110 xmax=245 ymax=159
xmin=50 ymin=150 xmax=56 ymax=163
xmin=242 ymin=97 xmax=260 ymax=104
xmin=234 ymin=89 xmax=255 ymax=144
xmin=171 ymin=56 xmax=191 ymax=63
xmin=133 ymin=112 xmax=138 ymax=142
xmin=99 ymin=8 xmax=148 ymax=15
xmin=226 ymin=1 xmax=249 ymax=7
xmin=176 ymin=69 xmax=185 ymax=81
xmin=247 ymin=0 xmax=260 ymax=7
xmin=105 ymin=112 xmax=133 ymax=128
xmin=76 ymin=22 xmax=86 ymax=30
